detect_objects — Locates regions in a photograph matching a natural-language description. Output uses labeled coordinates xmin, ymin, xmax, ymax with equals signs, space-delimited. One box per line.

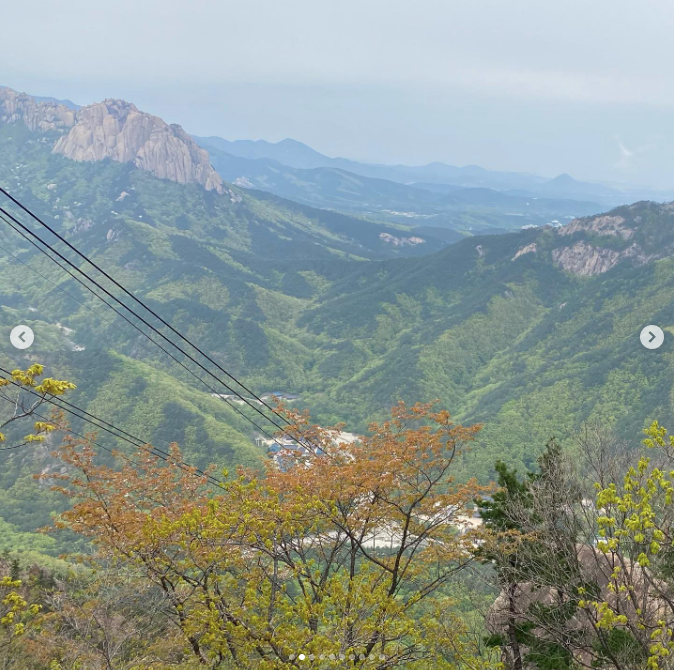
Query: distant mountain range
xmin=197 ymin=139 xmax=604 ymax=233
xmin=196 ymin=135 xmax=674 ymax=207
xmin=5 ymin=84 xmax=666 ymax=237
xmin=1 ymin=85 xmax=599 ymax=237
xmin=196 ymin=135 xmax=550 ymax=190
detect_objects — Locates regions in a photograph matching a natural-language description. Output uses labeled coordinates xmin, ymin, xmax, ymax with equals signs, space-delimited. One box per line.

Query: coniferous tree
xmin=9 ymin=559 xmax=20 ymax=583
xmin=477 ymin=440 xmax=579 ymax=670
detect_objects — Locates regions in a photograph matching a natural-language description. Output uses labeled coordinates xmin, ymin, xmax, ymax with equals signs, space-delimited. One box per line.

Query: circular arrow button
xmin=10 ymin=325 xmax=34 ymax=350
xmin=640 ymin=325 xmax=664 ymax=350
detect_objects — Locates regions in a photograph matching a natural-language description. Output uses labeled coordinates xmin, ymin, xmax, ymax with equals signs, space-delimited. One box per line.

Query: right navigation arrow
xmin=640 ymin=325 xmax=664 ymax=350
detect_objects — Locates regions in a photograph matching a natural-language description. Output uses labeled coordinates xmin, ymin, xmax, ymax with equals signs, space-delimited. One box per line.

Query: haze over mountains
xmin=195 ymin=135 xmax=595 ymax=192
xmin=7 ymin=83 xmax=671 ymax=231
xmin=197 ymin=141 xmax=602 ymax=234
xmin=195 ymin=135 xmax=674 ymax=209
xmin=2 ymin=85 xmax=674 ymax=554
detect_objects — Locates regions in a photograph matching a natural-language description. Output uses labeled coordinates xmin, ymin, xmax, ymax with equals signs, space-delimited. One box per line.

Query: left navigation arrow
xmin=10 ymin=325 xmax=34 ymax=350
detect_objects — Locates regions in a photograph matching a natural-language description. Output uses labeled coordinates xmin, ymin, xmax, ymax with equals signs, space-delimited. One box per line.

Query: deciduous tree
xmin=47 ymin=402 xmax=491 ymax=669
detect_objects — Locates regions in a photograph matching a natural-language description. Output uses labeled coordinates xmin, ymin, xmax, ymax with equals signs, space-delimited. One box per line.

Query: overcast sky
xmin=2 ymin=0 xmax=674 ymax=188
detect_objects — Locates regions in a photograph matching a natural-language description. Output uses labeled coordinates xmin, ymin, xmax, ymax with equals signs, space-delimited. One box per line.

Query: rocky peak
xmin=53 ymin=99 xmax=224 ymax=193
xmin=557 ymin=214 xmax=633 ymax=240
xmin=0 ymin=87 xmax=225 ymax=194
xmin=0 ymin=86 xmax=76 ymax=132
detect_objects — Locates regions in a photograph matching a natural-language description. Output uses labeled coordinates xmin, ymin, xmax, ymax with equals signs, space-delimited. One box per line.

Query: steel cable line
xmin=0 ymin=202 xmax=283 ymax=432
xmin=0 ymin=186 xmax=291 ymax=427
xmin=0 ymin=391 xmax=224 ymax=500
xmin=0 ymin=384 xmax=227 ymax=491
xmin=11 ymin=378 xmax=230 ymax=488
xmin=0 ymin=383 xmax=224 ymax=490
xmin=0 ymin=214 xmax=276 ymax=441
xmin=0 ymin=368 xmax=228 ymax=491
xmin=0 ymin=391 xmax=130 ymax=461
xmin=0 ymin=442 xmax=32 ymax=452
xmin=0 ymin=202 xmax=289 ymax=437
xmin=0 ymin=361 xmax=219 ymax=475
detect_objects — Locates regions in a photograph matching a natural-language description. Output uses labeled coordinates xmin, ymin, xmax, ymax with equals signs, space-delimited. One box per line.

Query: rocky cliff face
xmin=487 ymin=545 xmax=657 ymax=669
xmin=511 ymin=242 xmax=537 ymax=261
xmin=557 ymin=214 xmax=633 ymax=240
xmin=53 ymin=99 xmax=224 ymax=193
xmin=548 ymin=204 xmax=670 ymax=276
xmin=0 ymin=87 xmax=75 ymax=132
xmin=552 ymin=240 xmax=626 ymax=276
xmin=0 ymin=87 xmax=225 ymax=194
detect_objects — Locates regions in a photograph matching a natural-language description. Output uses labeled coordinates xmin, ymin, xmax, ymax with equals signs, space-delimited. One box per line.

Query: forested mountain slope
xmin=2 ymin=88 xmax=674 ymax=553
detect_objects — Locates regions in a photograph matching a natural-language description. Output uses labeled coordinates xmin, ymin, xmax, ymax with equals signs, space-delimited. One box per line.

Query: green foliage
xmin=477 ymin=459 xmax=532 ymax=534
xmin=582 ymin=421 xmax=674 ymax=669
xmin=2 ymin=120 xmax=674 ymax=560
xmin=593 ymin=628 xmax=646 ymax=669
xmin=510 ymin=621 xmax=573 ymax=670
xmin=0 ymin=516 xmax=57 ymax=555
xmin=479 ymin=442 xmax=584 ymax=669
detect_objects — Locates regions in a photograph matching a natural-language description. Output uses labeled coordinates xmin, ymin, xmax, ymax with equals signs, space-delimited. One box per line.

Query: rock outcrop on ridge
xmin=0 ymin=87 xmax=224 ymax=193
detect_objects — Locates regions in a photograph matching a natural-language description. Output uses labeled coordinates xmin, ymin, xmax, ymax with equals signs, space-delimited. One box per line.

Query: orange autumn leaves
xmin=45 ymin=402 xmax=489 ymax=669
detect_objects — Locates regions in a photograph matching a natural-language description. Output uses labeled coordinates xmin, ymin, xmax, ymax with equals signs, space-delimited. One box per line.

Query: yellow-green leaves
xmin=47 ymin=402 xmax=489 ymax=669
xmin=0 ymin=365 xmax=74 ymax=450
xmin=34 ymin=378 xmax=76 ymax=396
xmin=583 ymin=420 xmax=674 ymax=669
xmin=0 ymin=576 xmax=41 ymax=646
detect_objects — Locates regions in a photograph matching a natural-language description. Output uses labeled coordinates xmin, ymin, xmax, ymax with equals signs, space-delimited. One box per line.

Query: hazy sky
xmin=2 ymin=0 xmax=674 ymax=188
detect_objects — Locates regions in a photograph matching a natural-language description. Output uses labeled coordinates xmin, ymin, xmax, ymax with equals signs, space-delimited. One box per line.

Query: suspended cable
xmin=0 ymin=391 xmax=226 ymax=503
xmin=0 ymin=186 xmax=290 ymax=426
xmin=0 ymin=369 xmax=228 ymax=491
xmin=0 ymin=214 xmax=276 ymax=441
xmin=0 ymin=204 xmax=287 ymax=437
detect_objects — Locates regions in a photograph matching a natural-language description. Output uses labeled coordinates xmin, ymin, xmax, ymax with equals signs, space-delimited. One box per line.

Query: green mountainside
xmin=2 ymin=97 xmax=674 ymax=554
xmin=301 ymin=205 xmax=674 ymax=478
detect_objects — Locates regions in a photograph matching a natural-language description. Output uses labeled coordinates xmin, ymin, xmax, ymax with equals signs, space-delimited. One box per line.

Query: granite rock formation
xmin=0 ymin=87 xmax=224 ymax=194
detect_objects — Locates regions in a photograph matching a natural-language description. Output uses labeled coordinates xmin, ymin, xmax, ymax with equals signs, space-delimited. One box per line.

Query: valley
xmin=1 ymin=85 xmax=674 ymax=558
xmin=199 ymin=140 xmax=602 ymax=232
xmin=5 ymin=4 xmax=674 ymax=668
